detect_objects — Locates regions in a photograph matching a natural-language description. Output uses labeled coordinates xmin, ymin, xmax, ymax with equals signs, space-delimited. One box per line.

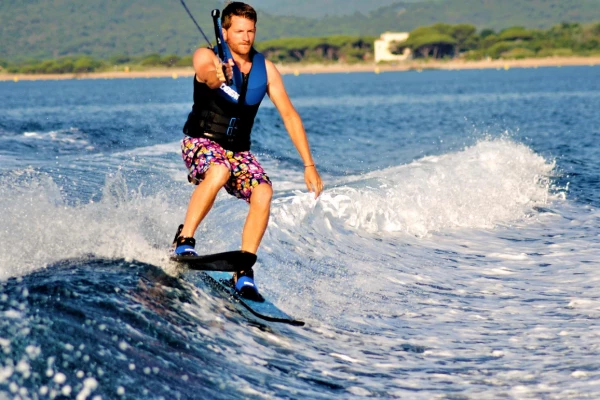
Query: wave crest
xmin=273 ymin=139 xmax=558 ymax=237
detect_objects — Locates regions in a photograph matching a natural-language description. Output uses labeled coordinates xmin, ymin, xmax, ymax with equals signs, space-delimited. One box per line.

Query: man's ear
xmin=222 ymin=28 xmax=227 ymax=41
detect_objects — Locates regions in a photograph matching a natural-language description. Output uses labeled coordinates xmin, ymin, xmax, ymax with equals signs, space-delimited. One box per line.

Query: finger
xmin=211 ymin=59 xmax=225 ymax=81
xmin=213 ymin=58 xmax=222 ymax=71
xmin=225 ymin=60 xmax=234 ymax=80
xmin=305 ymin=181 xmax=315 ymax=196
xmin=216 ymin=66 xmax=226 ymax=82
xmin=309 ymin=180 xmax=321 ymax=199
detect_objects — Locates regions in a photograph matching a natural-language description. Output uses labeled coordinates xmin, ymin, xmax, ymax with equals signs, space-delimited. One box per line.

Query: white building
xmin=374 ymin=32 xmax=411 ymax=63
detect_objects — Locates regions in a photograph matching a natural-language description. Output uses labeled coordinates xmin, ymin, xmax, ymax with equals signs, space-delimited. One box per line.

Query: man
xmin=173 ymin=2 xmax=323 ymax=300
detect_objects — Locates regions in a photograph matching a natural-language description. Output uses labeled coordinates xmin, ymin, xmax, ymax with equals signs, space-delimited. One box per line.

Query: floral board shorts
xmin=181 ymin=136 xmax=272 ymax=203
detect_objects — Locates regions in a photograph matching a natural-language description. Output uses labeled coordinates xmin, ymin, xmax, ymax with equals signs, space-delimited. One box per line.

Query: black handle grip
xmin=211 ymin=8 xmax=232 ymax=85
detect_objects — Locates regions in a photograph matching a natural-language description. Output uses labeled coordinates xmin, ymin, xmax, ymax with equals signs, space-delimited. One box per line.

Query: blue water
xmin=1 ymin=66 xmax=599 ymax=399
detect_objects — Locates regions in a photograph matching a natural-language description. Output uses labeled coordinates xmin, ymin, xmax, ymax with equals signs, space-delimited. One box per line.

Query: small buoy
xmin=374 ymin=67 xmax=380 ymax=74
xmin=13 ymin=77 xmax=19 ymax=82
xmin=293 ymin=70 xmax=300 ymax=76
xmin=417 ymin=69 xmax=423 ymax=73
xmin=504 ymin=64 xmax=510 ymax=70
xmin=172 ymin=73 xmax=178 ymax=79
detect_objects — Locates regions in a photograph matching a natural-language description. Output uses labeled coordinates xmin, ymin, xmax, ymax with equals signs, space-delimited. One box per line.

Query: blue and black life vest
xmin=183 ymin=47 xmax=268 ymax=152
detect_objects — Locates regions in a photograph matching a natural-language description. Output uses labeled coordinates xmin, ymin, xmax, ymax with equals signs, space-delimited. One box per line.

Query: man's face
xmin=223 ymin=16 xmax=256 ymax=56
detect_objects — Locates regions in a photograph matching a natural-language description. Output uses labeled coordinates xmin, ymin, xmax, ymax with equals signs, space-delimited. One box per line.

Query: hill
xmin=248 ymin=0 xmax=410 ymax=18
xmin=2 ymin=0 xmax=600 ymax=61
xmin=0 ymin=0 xmax=221 ymax=61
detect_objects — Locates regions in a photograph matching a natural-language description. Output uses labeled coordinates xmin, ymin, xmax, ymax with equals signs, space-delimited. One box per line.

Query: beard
xmin=229 ymin=42 xmax=252 ymax=56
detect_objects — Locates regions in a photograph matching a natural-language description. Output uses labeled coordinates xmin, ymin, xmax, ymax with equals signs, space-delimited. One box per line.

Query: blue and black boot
xmin=234 ymin=269 xmax=264 ymax=302
xmin=172 ymin=224 xmax=199 ymax=256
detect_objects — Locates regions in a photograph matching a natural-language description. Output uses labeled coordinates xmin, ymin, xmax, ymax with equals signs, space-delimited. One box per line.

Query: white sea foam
xmin=271 ymin=139 xmax=557 ymax=237
xmin=0 ymin=164 xmax=250 ymax=279
xmin=17 ymin=128 xmax=92 ymax=148
xmin=110 ymin=141 xmax=180 ymax=158
xmin=0 ymin=171 xmax=184 ymax=278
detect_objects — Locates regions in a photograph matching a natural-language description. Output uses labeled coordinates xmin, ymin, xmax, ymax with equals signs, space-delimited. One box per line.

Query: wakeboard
xmin=171 ymin=250 xmax=304 ymax=326
xmin=202 ymin=271 xmax=305 ymax=327
xmin=170 ymin=250 xmax=256 ymax=272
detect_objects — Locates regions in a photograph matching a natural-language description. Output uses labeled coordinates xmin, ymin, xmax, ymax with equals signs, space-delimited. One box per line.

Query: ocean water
xmin=0 ymin=66 xmax=599 ymax=399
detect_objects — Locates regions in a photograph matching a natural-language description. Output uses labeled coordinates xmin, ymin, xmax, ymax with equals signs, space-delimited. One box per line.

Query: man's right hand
xmin=205 ymin=58 xmax=234 ymax=89
xmin=193 ymin=48 xmax=234 ymax=89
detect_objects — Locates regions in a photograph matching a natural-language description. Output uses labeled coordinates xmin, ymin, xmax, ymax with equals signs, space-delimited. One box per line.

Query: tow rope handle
xmin=211 ymin=9 xmax=233 ymax=86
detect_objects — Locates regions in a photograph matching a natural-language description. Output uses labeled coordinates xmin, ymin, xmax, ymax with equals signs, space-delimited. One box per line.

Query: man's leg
xmin=180 ymin=164 xmax=230 ymax=238
xmin=241 ymin=183 xmax=273 ymax=254
xmin=234 ymin=183 xmax=272 ymax=300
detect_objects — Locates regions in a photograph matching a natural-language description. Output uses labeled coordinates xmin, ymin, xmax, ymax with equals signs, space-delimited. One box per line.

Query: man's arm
xmin=265 ymin=60 xmax=323 ymax=199
xmin=192 ymin=47 xmax=233 ymax=89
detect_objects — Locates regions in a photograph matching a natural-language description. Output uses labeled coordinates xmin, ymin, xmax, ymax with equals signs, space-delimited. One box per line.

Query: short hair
xmin=222 ymin=2 xmax=257 ymax=29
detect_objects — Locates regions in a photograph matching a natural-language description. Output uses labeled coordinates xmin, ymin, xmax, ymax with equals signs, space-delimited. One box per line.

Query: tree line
xmin=1 ymin=22 xmax=599 ymax=74
xmin=392 ymin=22 xmax=600 ymax=60
xmin=255 ymin=36 xmax=376 ymax=63
xmin=0 ymin=54 xmax=193 ymax=75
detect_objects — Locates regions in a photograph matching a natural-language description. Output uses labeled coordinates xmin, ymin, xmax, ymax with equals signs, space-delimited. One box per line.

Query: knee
xmin=250 ymin=184 xmax=272 ymax=209
xmin=204 ymin=164 xmax=230 ymax=187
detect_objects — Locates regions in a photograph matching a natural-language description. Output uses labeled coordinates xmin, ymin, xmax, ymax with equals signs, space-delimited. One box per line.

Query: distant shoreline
xmin=1 ymin=56 xmax=599 ymax=81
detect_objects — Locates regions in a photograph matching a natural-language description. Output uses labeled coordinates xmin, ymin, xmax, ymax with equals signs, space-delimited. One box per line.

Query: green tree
xmin=450 ymin=24 xmax=478 ymax=52
xmin=480 ymin=29 xmax=495 ymax=38
xmin=409 ymin=33 xmax=457 ymax=58
xmin=109 ymin=54 xmax=133 ymax=65
xmin=174 ymin=55 xmax=193 ymax=67
xmin=481 ymin=33 xmax=499 ymax=49
xmin=140 ymin=54 xmax=163 ymax=66
xmin=400 ymin=25 xmax=457 ymax=58
xmin=161 ymin=54 xmax=180 ymax=67
xmin=486 ymin=41 xmax=518 ymax=58
xmin=73 ymin=56 xmax=102 ymax=73
xmin=497 ymin=27 xmax=534 ymax=41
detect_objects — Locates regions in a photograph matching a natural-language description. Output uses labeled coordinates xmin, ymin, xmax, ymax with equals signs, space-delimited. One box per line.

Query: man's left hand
xmin=304 ymin=166 xmax=323 ymax=199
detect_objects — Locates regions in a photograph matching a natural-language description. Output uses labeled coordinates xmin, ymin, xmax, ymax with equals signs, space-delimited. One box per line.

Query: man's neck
xmin=231 ymin=52 xmax=252 ymax=72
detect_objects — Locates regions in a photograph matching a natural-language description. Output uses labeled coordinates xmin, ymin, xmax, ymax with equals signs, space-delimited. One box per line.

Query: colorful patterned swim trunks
xmin=181 ymin=136 xmax=272 ymax=203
